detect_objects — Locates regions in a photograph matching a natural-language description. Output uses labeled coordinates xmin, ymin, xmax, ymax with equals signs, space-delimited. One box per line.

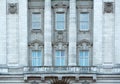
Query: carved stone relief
xmin=104 ymin=2 xmax=113 ymax=13
xmin=31 ymin=80 xmax=38 ymax=84
xmin=53 ymin=1 xmax=68 ymax=8
xmin=28 ymin=40 xmax=43 ymax=50
xmin=57 ymin=31 xmax=63 ymax=42
xmin=8 ymin=3 xmax=18 ymax=14
xmin=82 ymin=80 xmax=90 ymax=84
xmin=77 ymin=39 xmax=92 ymax=50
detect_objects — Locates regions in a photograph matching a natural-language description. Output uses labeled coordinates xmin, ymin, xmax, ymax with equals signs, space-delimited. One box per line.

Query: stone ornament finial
xmin=8 ymin=3 xmax=18 ymax=14
xmin=104 ymin=2 xmax=113 ymax=13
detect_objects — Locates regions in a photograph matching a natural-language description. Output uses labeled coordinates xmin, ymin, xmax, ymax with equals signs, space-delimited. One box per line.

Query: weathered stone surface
xmin=0 ymin=0 xmax=7 ymax=65
xmin=44 ymin=0 xmax=52 ymax=66
xmin=93 ymin=0 xmax=103 ymax=65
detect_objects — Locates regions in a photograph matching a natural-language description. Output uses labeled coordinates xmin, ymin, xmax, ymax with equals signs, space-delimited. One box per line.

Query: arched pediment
xmin=28 ymin=40 xmax=43 ymax=46
xmin=77 ymin=39 xmax=92 ymax=46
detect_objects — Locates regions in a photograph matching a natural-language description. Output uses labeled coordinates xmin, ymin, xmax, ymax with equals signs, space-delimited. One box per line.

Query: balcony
xmin=23 ymin=66 xmax=120 ymax=74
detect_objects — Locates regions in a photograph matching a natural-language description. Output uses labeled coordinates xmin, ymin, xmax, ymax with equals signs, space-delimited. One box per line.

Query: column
xmin=68 ymin=0 xmax=77 ymax=66
xmin=19 ymin=0 xmax=28 ymax=66
xmin=93 ymin=0 xmax=103 ymax=65
xmin=115 ymin=0 xmax=120 ymax=64
xmin=0 ymin=0 xmax=7 ymax=65
xmin=103 ymin=1 xmax=114 ymax=64
xmin=44 ymin=0 xmax=52 ymax=66
xmin=7 ymin=0 xmax=19 ymax=66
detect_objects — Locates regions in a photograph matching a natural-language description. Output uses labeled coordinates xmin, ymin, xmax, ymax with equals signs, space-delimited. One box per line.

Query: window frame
xmin=79 ymin=50 xmax=90 ymax=66
xmin=55 ymin=12 xmax=66 ymax=30
xmin=79 ymin=12 xmax=89 ymax=31
xmin=54 ymin=50 xmax=66 ymax=66
xmin=30 ymin=9 xmax=43 ymax=31
xmin=31 ymin=12 xmax=41 ymax=30
xmin=31 ymin=50 xmax=42 ymax=66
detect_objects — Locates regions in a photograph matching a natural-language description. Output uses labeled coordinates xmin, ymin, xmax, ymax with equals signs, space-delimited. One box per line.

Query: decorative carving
xmin=50 ymin=77 xmax=71 ymax=84
xmin=77 ymin=39 xmax=92 ymax=50
xmin=53 ymin=42 xmax=68 ymax=50
xmin=104 ymin=2 xmax=113 ymax=13
xmin=57 ymin=32 xmax=63 ymax=42
xmin=28 ymin=39 xmax=43 ymax=49
xmin=31 ymin=80 xmax=38 ymax=84
xmin=53 ymin=2 xmax=68 ymax=8
xmin=8 ymin=3 xmax=17 ymax=14
xmin=82 ymin=80 xmax=89 ymax=84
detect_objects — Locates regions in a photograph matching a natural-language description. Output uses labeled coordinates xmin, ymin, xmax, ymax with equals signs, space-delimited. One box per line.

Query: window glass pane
xmin=32 ymin=59 xmax=36 ymax=66
xmin=56 ymin=50 xmax=60 ymax=56
xmin=79 ymin=50 xmax=89 ymax=66
xmin=80 ymin=51 xmax=83 ymax=57
xmin=32 ymin=13 xmax=41 ymax=29
xmin=56 ymin=13 xmax=64 ymax=21
xmin=32 ymin=22 xmax=41 ymax=29
xmin=56 ymin=13 xmax=65 ymax=30
xmin=80 ymin=13 xmax=89 ymax=21
xmin=80 ymin=22 xmax=88 ymax=30
xmin=80 ymin=13 xmax=89 ymax=30
xmin=55 ymin=50 xmax=65 ymax=66
xmin=61 ymin=51 xmax=65 ymax=56
xmin=32 ymin=13 xmax=41 ymax=22
xmin=56 ymin=22 xmax=64 ymax=30
xmin=55 ymin=57 xmax=60 ymax=66
xmin=61 ymin=58 xmax=65 ymax=66
xmin=32 ymin=50 xmax=42 ymax=66
xmin=85 ymin=51 xmax=88 ymax=57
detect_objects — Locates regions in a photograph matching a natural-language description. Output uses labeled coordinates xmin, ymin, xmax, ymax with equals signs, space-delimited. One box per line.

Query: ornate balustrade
xmin=23 ymin=66 xmax=120 ymax=74
xmin=0 ymin=65 xmax=120 ymax=74
xmin=0 ymin=67 xmax=8 ymax=73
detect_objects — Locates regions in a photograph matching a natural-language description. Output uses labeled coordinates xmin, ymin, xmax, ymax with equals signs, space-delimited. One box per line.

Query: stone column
xmin=19 ymin=0 xmax=28 ymax=66
xmin=93 ymin=0 xmax=103 ymax=65
xmin=115 ymin=0 xmax=120 ymax=64
xmin=103 ymin=1 xmax=114 ymax=64
xmin=0 ymin=0 xmax=7 ymax=65
xmin=68 ymin=0 xmax=77 ymax=66
xmin=7 ymin=0 xmax=19 ymax=66
xmin=44 ymin=0 xmax=52 ymax=66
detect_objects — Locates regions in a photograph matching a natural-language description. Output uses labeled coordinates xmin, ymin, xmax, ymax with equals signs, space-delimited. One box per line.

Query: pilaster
xmin=7 ymin=0 xmax=19 ymax=66
xmin=44 ymin=0 xmax=52 ymax=66
xmin=93 ymin=0 xmax=103 ymax=65
xmin=19 ymin=0 xmax=28 ymax=66
xmin=115 ymin=0 xmax=120 ymax=64
xmin=68 ymin=0 xmax=77 ymax=66
xmin=0 ymin=0 xmax=7 ymax=65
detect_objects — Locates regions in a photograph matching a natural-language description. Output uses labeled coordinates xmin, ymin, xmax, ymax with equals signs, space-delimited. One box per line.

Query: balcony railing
xmin=1 ymin=65 xmax=120 ymax=74
xmin=0 ymin=67 xmax=8 ymax=73
xmin=23 ymin=66 xmax=120 ymax=74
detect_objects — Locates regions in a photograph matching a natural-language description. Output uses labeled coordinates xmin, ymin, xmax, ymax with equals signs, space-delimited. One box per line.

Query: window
xmin=79 ymin=50 xmax=89 ymax=66
xmin=80 ymin=13 xmax=89 ymax=31
xmin=55 ymin=50 xmax=65 ymax=66
xmin=55 ymin=13 xmax=65 ymax=30
xmin=32 ymin=50 xmax=42 ymax=66
xmin=32 ymin=12 xmax=41 ymax=29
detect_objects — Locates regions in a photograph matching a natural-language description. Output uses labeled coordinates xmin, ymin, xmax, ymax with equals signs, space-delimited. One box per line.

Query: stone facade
xmin=0 ymin=0 xmax=120 ymax=84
